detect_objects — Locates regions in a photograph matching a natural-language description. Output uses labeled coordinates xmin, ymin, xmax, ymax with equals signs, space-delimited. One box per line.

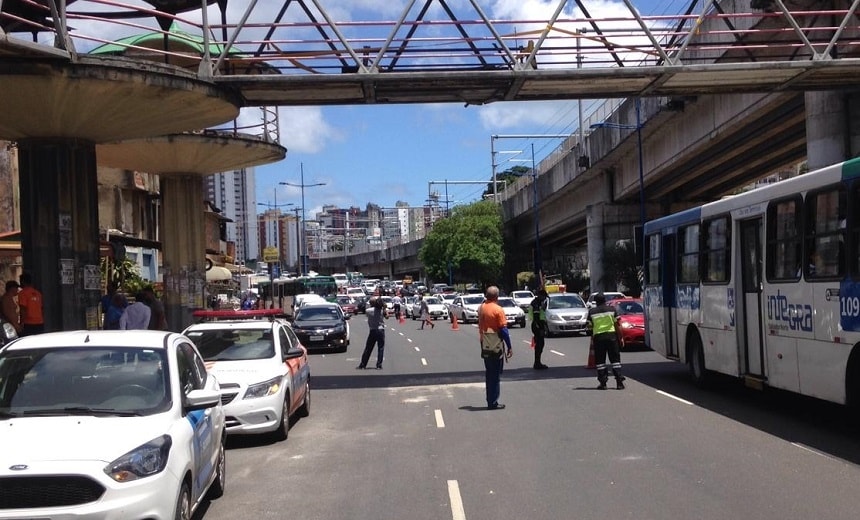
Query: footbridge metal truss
xmin=3 ymin=0 xmax=860 ymax=106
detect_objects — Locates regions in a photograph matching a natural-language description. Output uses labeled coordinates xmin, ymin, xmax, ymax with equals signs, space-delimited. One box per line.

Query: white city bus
xmin=643 ymin=157 xmax=860 ymax=406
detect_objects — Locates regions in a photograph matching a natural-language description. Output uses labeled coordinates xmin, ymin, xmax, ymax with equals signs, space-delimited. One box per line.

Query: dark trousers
xmin=21 ymin=323 xmax=44 ymax=336
xmin=484 ymin=356 xmax=505 ymax=406
xmin=593 ymin=333 xmax=623 ymax=382
xmin=360 ymin=329 xmax=385 ymax=368
xmin=531 ymin=321 xmax=546 ymax=365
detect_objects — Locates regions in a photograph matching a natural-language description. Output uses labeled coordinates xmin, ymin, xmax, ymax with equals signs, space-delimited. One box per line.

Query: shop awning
xmin=205 ymin=266 xmax=233 ymax=281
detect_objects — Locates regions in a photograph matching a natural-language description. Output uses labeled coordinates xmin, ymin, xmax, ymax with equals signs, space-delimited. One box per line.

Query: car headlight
xmin=330 ymin=324 xmax=346 ymax=334
xmin=244 ymin=376 xmax=282 ymax=399
xmin=105 ymin=435 xmax=172 ymax=482
xmin=619 ymin=321 xmax=633 ymax=329
xmin=546 ymin=314 xmax=564 ymax=322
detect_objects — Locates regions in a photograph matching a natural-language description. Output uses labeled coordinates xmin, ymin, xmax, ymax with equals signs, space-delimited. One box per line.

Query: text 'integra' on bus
xmin=643 ymin=157 xmax=860 ymax=408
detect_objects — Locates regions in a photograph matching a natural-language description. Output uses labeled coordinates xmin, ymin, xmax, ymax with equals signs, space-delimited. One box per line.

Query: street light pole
xmin=281 ymin=162 xmax=326 ymax=276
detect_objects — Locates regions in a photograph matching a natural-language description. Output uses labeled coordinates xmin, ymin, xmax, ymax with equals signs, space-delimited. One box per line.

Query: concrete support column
xmin=18 ymin=139 xmax=102 ymax=332
xmin=805 ymin=91 xmax=848 ymax=170
xmin=586 ymin=203 xmax=605 ymax=294
xmin=160 ymin=175 xmax=206 ymax=331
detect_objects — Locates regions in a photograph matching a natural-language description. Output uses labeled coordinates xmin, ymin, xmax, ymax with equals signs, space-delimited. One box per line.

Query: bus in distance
xmin=643 ymin=157 xmax=860 ymax=407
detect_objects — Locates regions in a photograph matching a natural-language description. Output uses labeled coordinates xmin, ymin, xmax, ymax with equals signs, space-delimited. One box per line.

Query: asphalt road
xmin=195 ymin=314 xmax=860 ymax=520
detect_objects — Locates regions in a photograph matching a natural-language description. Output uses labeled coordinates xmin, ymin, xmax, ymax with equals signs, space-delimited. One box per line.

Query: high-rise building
xmin=205 ymin=166 xmax=258 ymax=263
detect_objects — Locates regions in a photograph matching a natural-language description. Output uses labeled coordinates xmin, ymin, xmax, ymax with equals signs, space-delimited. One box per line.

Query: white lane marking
xmin=435 ymin=409 xmax=445 ymax=428
xmin=521 ymin=340 xmax=531 ymax=345
xmin=421 ymin=358 xmax=428 ymax=366
xmin=407 ymin=338 xmax=413 ymax=343
xmin=791 ymin=442 xmax=840 ymax=461
xmin=656 ymin=390 xmax=693 ymax=405
xmin=549 ymin=349 xmax=565 ymax=356
xmin=399 ymin=332 xmax=405 ymax=336
xmin=414 ymin=346 xmax=421 ymax=352
xmin=448 ymin=480 xmax=466 ymax=520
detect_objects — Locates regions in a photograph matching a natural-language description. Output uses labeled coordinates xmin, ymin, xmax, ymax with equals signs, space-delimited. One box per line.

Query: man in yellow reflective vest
xmin=586 ymin=293 xmax=625 ymax=390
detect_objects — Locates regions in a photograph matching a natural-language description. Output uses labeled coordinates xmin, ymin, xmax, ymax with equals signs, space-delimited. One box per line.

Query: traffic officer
xmin=586 ymin=292 xmax=625 ymax=389
xmin=529 ymin=289 xmax=549 ymax=369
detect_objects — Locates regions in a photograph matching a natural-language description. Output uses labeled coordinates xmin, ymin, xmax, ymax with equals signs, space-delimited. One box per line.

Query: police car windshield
xmin=548 ymin=295 xmax=586 ymax=309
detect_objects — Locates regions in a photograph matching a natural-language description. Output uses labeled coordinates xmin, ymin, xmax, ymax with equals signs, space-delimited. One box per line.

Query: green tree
xmin=603 ymin=241 xmax=642 ymax=297
xmin=419 ymin=200 xmax=504 ymax=286
xmin=484 ymin=165 xmax=529 ymax=198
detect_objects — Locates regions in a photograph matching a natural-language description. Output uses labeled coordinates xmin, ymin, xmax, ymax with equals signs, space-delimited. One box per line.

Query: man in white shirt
xmin=120 ymin=293 xmax=152 ymax=330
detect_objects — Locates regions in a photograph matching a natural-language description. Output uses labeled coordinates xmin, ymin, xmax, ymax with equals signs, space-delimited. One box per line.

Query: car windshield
xmin=336 ymin=297 xmax=353 ymax=305
xmin=615 ymin=301 xmax=644 ymax=314
xmin=497 ymin=298 xmax=517 ymax=308
xmin=424 ymin=297 xmax=442 ymax=305
xmin=512 ymin=291 xmax=533 ymax=299
xmin=463 ymin=296 xmax=485 ymax=305
xmin=187 ymin=328 xmax=275 ymax=361
xmin=0 ymin=346 xmax=169 ymax=416
xmin=548 ymin=295 xmax=586 ymax=309
xmin=296 ymin=307 xmax=342 ymax=321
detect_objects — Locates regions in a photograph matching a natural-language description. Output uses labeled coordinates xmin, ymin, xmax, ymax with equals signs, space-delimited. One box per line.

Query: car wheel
xmin=272 ymin=395 xmax=290 ymax=441
xmin=174 ymin=482 xmax=191 ymax=520
xmin=297 ymin=381 xmax=310 ymax=418
xmin=207 ymin=436 xmax=226 ymax=500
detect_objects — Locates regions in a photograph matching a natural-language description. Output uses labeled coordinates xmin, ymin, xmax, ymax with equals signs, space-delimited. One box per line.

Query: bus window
xmin=678 ymin=224 xmax=700 ymax=284
xmin=766 ymin=196 xmax=802 ymax=281
xmin=805 ymin=186 xmax=846 ymax=279
xmin=645 ymin=233 xmax=661 ymax=285
xmin=703 ymin=216 xmax=730 ymax=283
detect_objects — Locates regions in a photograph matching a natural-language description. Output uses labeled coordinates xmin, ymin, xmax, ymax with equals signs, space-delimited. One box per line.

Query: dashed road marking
xmin=550 ymin=350 xmax=565 ymax=356
xmin=656 ymin=390 xmax=693 ymax=405
xmin=421 ymin=358 xmax=428 ymax=366
xmin=448 ymin=480 xmax=466 ymax=520
xmin=435 ymin=409 xmax=445 ymax=428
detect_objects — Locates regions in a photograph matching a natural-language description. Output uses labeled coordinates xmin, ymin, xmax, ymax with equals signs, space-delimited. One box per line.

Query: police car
xmin=183 ymin=309 xmax=310 ymax=440
xmin=0 ymin=330 xmax=226 ymax=519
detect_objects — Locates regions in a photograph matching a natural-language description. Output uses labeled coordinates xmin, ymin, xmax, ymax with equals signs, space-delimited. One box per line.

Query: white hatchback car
xmin=511 ymin=290 xmax=535 ymax=310
xmin=450 ymin=294 xmax=486 ymax=324
xmin=183 ymin=310 xmax=310 ymax=440
xmin=0 ymin=330 xmax=226 ymax=520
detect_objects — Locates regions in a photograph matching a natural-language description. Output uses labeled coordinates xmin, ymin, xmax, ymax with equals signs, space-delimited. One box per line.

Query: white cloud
xmin=278 ymin=107 xmax=342 ymax=154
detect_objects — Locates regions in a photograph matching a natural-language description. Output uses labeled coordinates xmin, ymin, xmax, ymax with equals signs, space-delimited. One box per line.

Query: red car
xmin=336 ymin=295 xmax=358 ymax=316
xmin=609 ymin=298 xmax=645 ymax=350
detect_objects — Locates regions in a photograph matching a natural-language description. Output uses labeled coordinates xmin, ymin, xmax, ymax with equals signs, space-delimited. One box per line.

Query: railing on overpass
xmin=4 ymin=1 xmax=860 ymax=104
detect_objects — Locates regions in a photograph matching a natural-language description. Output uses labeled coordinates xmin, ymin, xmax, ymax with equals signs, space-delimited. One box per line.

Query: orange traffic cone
xmin=529 ymin=336 xmax=536 ymax=349
xmin=398 ymin=312 xmax=405 ymax=324
xmin=451 ymin=315 xmax=460 ymax=331
xmin=586 ymin=338 xmax=596 ymax=369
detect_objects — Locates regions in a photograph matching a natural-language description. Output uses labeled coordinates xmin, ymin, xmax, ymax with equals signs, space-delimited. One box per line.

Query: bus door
xmin=739 ymin=218 xmax=765 ymax=377
xmin=662 ymin=233 xmax=679 ymax=358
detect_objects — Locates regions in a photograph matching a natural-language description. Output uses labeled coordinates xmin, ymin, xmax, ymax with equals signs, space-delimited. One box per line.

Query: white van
xmin=332 ymin=273 xmax=349 ymax=288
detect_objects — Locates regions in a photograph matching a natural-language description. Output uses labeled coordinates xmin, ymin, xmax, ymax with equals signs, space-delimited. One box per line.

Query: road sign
xmin=262 ymin=246 xmax=279 ymax=263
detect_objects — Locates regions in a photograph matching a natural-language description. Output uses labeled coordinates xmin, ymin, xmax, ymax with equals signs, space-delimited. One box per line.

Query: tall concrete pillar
xmin=586 ymin=203 xmax=605 ymax=294
xmin=805 ymin=91 xmax=848 ymax=170
xmin=18 ymin=139 xmax=101 ymax=331
xmin=160 ymin=175 xmax=206 ymax=331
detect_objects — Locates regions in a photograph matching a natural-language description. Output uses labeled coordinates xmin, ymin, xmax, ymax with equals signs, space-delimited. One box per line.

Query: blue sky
xmin=63 ymin=0 xmax=685 ymax=215
xmin=250 ymin=0 xmax=685 ymax=215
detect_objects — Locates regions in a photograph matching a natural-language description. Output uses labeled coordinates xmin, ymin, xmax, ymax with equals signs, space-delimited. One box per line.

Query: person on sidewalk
xmin=357 ymin=296 xmax=387 ymax=369
xmin=477 ymin=285 xmax=513 ymax=410
xmin=1 ymin=280 xmax=22 ymax=335
xmin=529 ymin=288 xmax=549 ymax=369
xmin=17 ymin=273 xmax=44 ymax=336
xmin=120 ymin=292 xmax=152 ymax=330
xmin=586 ymin=293 xmax=626 ymax=389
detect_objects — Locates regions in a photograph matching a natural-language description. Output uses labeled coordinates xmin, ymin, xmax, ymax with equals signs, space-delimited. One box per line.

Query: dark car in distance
xmin=291 ymin=303 xmax=350 ymax=353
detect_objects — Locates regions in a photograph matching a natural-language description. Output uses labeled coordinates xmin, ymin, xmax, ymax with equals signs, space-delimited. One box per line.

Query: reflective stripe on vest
xmin=591 ymin=311 xmax=616 ymax=335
